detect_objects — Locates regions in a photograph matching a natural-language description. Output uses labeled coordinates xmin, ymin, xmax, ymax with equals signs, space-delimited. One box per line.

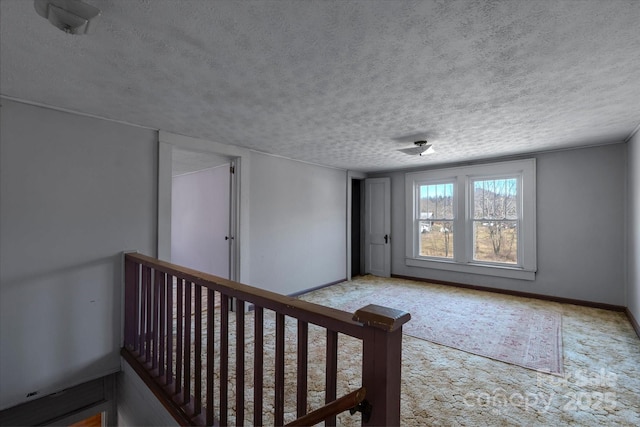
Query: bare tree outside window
xmin=418 ymin=183 xmax=454 ymax=258
xmin=472 ymin=178 xmax=518 ymax=264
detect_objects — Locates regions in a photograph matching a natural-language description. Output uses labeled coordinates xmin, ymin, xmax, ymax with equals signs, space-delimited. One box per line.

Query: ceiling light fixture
xmin=414 ymin=140 xmax=435 ymax=156
xmin=34 ymin=0 xmax=101 ymax=35
xmin=396 ymin=139 xmax=435 ymax=156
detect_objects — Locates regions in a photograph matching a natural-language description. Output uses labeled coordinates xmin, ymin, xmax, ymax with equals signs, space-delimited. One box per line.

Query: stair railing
xmin=121 ymin=252 xmax=410 ymax=426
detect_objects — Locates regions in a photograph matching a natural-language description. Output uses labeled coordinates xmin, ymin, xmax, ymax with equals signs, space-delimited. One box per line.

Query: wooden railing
xmin=121 ymin=253 xmax=410 ymax=426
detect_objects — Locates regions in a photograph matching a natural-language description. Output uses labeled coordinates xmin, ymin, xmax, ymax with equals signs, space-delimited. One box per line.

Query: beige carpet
xmin=315 ymin=276 xmax=563 ymax=375
xmin=298 ymin=276 xmax=640 ymax=426
xmin=184 ymin=275 xmax=640 ymax=426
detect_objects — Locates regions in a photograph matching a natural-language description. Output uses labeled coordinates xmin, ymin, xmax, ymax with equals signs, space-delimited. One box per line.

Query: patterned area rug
xmin=305 ymin=275 xmax=563 ymax=375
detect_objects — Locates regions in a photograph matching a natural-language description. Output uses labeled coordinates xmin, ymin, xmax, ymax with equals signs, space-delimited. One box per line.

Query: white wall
xmin=171 ymin=166 xmax=230 ymax=277
xmin=249 ymin=152 xmax=347 ymax=295
xmin=380 ymin=143 xmax=627 ymax=305
xmin=628 ymin=129 xmax=640 ymax=326
xmin=0 ymin=100 xmax=157 ymax=410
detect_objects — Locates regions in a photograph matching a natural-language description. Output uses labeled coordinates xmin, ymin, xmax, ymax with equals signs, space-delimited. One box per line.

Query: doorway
xmin=351 ymin=179 xmax=364 ymax=277
xmin=170 ymin=147 xmax=235 ymax=280
xmin=364 ymin=177 xmax=391 ymax=277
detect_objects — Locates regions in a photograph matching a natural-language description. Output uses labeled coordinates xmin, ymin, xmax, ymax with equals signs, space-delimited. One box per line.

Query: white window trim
xmin=405 ymin=159 xmax=536 ymax=281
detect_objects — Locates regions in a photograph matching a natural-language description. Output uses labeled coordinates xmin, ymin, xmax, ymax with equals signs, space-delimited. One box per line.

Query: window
xmin=405 ymin=159 xmax=536 ymax=280
xmin=417 ymin=182 xmax=454 ymax=258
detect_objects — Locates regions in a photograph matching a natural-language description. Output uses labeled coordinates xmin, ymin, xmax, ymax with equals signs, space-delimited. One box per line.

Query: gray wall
xmin=379 ymin=144 xmax=627 ymax=305
xmin=249 ymin=152 xmax=347 ymax=295
xmin=171 ymin=166 xmax=230 ymax=277
xmin=0 ymin=101 xmax=349 ymax=415
xmin=117 ymin=363 xmax=178 ymax=427
xmin=0 ymin=100 xmax=158 ymax=409
xmin=628 ymin=130 xmax=640 ymax=325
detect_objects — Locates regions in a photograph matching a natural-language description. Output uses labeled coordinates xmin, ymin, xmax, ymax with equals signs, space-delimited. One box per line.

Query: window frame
xmin=414 ymin=179 xmax=456 ymax=260
xmin=405 ymin=159 xmax=536 ymax=280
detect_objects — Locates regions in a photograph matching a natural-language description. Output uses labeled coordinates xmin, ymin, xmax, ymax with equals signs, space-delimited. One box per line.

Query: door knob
xmin=384 ymin=234 xmax=389 ymax=244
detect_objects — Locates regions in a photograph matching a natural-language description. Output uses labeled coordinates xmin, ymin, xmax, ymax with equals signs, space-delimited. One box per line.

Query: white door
xmin=364 ymin=177 xmax=391 ymax=277
xmin=171 ymin=164 xmax=231 ymax=279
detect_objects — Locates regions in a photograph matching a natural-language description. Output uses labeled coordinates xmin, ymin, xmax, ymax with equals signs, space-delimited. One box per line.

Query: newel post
xmin=123 ymin=254 xmax=138 ymax=351
xmin=353 ymin=304 xmax=411 ymax=427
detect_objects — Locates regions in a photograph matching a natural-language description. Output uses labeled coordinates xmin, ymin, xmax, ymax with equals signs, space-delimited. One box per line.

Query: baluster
xmin=325 ymin=330 xmax=338 ymax=427
xmin=153 ymin=270 xmax=161 ymax=371
xmin=166 ymin=275 xmax=174 ymax=386
xmin=175 ymin=279 xmax=183 ymax=396
xmin=206 ymin=289 xmax=215 ymax=426
xmin=158 ymin=271 xmax=166 ymax=377
xmin=254 ymin=306 xmax=264 ymax=427
xmin=194 ymin=285 xmax=202 ymax=415
xmin=220 ymin=294 xmax=229 ymax=426
xmin=274 ymin=313 xmax=285 ymax=426
xmin=133 ymin=262 xmax=141 ymax=353
xmin=297 ymin=320 xmax=309 ymax=419
xmin=183 ymin=281 xmax=192 ymax=405
xmin=235 ymin=299 xmax=246 ymax=426
xmin=143 ymin=266 xmax=152 ymax=363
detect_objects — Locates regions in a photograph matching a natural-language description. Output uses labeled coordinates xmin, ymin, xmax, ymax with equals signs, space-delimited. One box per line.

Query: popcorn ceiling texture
xmin=1 ymin=0 xmax=639 ymax=171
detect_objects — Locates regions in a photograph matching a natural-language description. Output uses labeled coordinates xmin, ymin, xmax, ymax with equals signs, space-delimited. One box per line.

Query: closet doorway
xmin=171 ymin=148 xmax=236 ymax=280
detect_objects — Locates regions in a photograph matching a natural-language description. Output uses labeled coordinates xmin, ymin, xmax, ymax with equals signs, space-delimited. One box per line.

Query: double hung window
xmin=405 ymin=159 xmax=536 ymax=280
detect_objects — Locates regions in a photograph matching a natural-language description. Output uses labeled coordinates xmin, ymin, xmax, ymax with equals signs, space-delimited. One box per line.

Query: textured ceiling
xmin=1 ymin=0 xmax=639 ymax=172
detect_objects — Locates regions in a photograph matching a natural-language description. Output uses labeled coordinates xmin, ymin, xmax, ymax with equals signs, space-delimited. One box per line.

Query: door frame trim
xmin=157 ymin=131 xmax=251 ymax=282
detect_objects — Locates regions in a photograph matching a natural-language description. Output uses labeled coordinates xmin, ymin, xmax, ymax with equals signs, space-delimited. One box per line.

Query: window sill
xmin=405 ymin=258 xmax=536 ymax=281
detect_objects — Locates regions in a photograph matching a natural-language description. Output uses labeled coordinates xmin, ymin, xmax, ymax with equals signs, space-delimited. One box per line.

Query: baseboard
xmin=245 ymin=278 xmax=347 ymax=312
xmin=625 ymin=308 xmax=640 ymax=339
xmin=391 ymin=274 xmax=627 ymax=312
xmin=287 ymin=278 xmax=347 ymax=298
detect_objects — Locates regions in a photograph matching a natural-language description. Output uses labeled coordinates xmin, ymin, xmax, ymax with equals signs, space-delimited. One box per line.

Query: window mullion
xmin=453 ymin=176 xmax=467 ymax=263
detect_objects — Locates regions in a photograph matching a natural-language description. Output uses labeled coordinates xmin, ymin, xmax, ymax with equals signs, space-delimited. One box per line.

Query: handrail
xmin=126 ymin=252 xmax=364 ymax=337
xmin=286 ymin=387 xmax=367 ymax=426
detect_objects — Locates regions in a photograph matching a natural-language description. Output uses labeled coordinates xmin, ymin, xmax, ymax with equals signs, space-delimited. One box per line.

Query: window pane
xmin=419 ymin=220 xmax=453 ymax=258
xmin=473 ymin=178 xmax=518 ymax=220
xmin=473 ymin=221 xmax=518 ymax=264
xmin=419 ymin=183 xmax=454 ymax=220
